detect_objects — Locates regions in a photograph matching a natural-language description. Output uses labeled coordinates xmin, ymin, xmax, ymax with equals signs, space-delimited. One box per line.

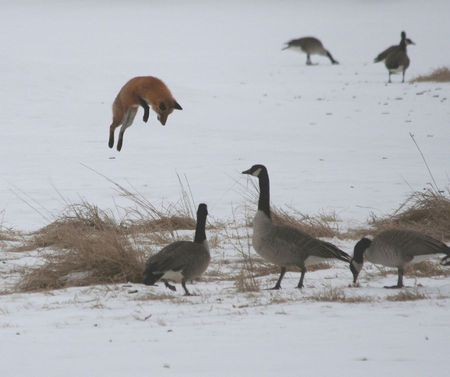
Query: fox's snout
xmin=158 ymin=114 xmax=168 ymax=126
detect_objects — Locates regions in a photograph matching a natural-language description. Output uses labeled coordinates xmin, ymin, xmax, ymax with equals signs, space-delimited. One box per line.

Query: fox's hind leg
xmin=109 ymin=118 xmax=122 ymax=149
xmin=117 ymin=107 xmax=138 ymax=151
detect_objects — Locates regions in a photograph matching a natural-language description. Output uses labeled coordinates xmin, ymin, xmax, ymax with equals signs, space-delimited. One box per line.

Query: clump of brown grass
xmin=411 ymin=67 xmax=450 ymax=83
xmin=370 ymin=189 xmax=450 ymax=240
xmin=272 ymin=207 xmax=342 ymax=239
xmin=0 ymin=227 xmax=21 ymax=242
xmin=406 ymin=261 xmax=450 ymax=277
xmin=234 ymin=270 xmax=260 ymax=292
xmin=386 ymin=288 xmax=428 ymax=302
xmin=18 ymin=226 xmax=145 ymax=292
xmin=15 ymin=202 xmax=120 ymax=252
xmin=308 ymin=286 xmax=373 ymax=303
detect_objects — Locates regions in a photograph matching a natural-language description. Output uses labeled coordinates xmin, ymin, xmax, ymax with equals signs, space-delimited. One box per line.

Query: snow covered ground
xmin=1 ymin=0 xmax=450 ymax=376
xmin=1 ymin=237 xmax=450 ymax=377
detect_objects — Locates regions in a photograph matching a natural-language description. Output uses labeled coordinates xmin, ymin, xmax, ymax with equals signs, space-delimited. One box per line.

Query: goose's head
xmin=350 ymin=236 xmax=372 ymax=284
xmin=406 ymin=38 xmax=415 ymax=46
xmin=401 ymin=31 xmax=406 ymax=40
xmin=197 ymin=203 xmax=208 ymax=218
xmin=242 ymin=164 xmax=267 ymax=178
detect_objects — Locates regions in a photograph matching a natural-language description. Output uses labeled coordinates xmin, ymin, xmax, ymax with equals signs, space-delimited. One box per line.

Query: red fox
xmin=108 ymin=76 xmax=182 ymax=151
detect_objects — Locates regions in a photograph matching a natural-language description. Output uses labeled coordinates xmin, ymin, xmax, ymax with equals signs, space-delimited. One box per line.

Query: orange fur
xmin=108 ymin=76 xmax=182 ymax=151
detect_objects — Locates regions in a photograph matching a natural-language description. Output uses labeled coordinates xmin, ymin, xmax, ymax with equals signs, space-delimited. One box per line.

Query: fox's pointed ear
xmin=173 ymin=100 xmax=182 ymax=110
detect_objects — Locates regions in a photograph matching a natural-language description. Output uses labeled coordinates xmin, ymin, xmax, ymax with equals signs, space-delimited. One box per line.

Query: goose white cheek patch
xmin=252 ymin=168 xmax=262 ymax=177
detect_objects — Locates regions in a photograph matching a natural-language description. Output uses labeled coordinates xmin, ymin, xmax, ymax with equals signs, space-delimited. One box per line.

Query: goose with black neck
xmin=242 ymin=164 xmax=351 ymax=290
xmin=351 ymin=229 xmax=450 ymax=288
xmin=143 ymin=203 xmax=210 ymax=296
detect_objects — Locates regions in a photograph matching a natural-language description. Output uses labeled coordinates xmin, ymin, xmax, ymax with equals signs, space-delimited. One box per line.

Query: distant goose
xmin=350 ymin=229 xmax=450 ymax=288
xmin=242 ymin=164 xmax=351 ymax=289
xmin=383 ymin=31 xmax=411 ymax=83
xmin=282 ymin=37 xmax=339 ymax=65
xmin=374 ymin=31 xmax=415 ymax=63
xmin=143 ymin=203 xmax=210 ymax=295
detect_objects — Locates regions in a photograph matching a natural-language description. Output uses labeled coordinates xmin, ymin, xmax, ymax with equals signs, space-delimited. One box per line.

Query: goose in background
xmin=242 ymin=164 xmax=351 ymax=289
xmin=374 ymin=31 xmax=415 ymax=63
xmin=383 ymin=31 xmax=411 ymax=83
xmin=350 ymin=229 xmax=450 ymax=288
xmin=143 ymin=203 xmax=210 ymax=296
xmin=282 ymin=37 xmax=339 ymax=65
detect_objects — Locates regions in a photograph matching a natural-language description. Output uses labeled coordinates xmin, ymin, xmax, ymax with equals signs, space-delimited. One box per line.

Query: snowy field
xmin=1 ymin=0 xmax=450 ymax=376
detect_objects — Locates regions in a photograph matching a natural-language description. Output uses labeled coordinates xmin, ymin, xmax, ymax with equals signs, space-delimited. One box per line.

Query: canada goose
xmin=282 ymin=37 xmax=339 ymax=65
xmin=242 ymin=164 xmax=351 ymax=289
xmin=384 ymin=31 xmax=411 ymax=83
xmin=350 ymin=229 xmax=450 ymax=288
xmin=374 ymin=32 xmax=415 ymax=63
xmin=143 ymin=203 xmax=210 ymax=296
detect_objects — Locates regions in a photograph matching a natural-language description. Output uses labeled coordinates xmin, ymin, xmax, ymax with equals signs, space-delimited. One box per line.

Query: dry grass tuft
xmin=0 ymin=228 xmax=21 ymax=242
xmin=15 ymin=202 xmax=120 ymax=252
xmin=126 ymin=216 xmax=196 ymax=233
xmin=234 ymin=270 xmax=260 ymax=292
xmin=272 ymin=207 xmax=342 ymax=239
xmin=386 ymin=288 xmax=428 ymax=302
xmin=18 ymin=227 xmax=145 ymax=292
xmin=370 ymin=189 xmax=450 ymax=240
xmin=406 ymin=261 xmax=450 ymax=277
xmin=308 ymin=287 xmax=373 ymax=303
xmin=411 ymin=67 xmax=450 ymax=83
xmin=224 ymin=210 xmax=260 ymax=292
xmin=134 ymin=292 xmax=177 ymax=302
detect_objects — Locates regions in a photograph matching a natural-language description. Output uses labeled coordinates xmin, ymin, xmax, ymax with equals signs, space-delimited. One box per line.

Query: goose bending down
xmin=384 ymin=31 xmax=411 ymax=83
xmin=143 ymin=203 xmax=210 ymax=295
xmin=282 ymin=37 xmax=339 ymax=65
xmin=350 ymin=229 xmax=450 ymax=288
xmin=242 ymin=164 xmax=351 ymax=289
xmin=374 ymin=31 xmax=415 ymax=63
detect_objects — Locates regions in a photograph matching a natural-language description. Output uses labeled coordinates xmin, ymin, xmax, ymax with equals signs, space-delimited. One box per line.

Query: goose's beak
xmin=242 ymin=168 xmax=251 ymax=175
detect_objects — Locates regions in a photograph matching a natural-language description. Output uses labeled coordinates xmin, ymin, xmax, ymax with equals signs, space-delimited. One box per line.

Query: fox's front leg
xmin=139 ymin=97 xmax=150 ymax=123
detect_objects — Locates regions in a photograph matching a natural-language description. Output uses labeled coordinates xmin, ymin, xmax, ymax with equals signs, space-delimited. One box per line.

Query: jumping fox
xmin=108 ymin=76 xmax=182 ymax=151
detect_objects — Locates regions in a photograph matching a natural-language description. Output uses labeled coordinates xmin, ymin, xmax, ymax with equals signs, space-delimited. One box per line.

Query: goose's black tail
xmin=324 ymin=241 xmax=352 ymax=263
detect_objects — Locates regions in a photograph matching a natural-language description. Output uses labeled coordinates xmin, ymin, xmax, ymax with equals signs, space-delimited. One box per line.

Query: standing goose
xmin=384 ymin=31 xmax=411 ymax=83
xmin=143 ymin=203 xmax=210 ymax=296
xmin=282 ymin=37 xmax=339 ymax=65
xmin=242 ymin=164 xmax=351 ymax=289
xmin=350 ymin=229 xmax=450 ymax=288
xmin=374 ymin=31 xmax=415 ymax=63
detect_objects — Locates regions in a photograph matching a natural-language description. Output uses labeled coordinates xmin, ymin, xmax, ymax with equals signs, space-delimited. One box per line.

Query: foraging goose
xmin=384 ymin=31 xmax=411 ymax=83
xmin=282 ymin=37 xmax=339 ymax=65
xmin=242 ymin=164 xmax=351 ymax=289
xmin=143 ymin=203 xmax=210 ymax=296
xmin=374 ymin=31 xmax=415 ymax=63
xmin=350 ymin=229 xmax=450 ymax=288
